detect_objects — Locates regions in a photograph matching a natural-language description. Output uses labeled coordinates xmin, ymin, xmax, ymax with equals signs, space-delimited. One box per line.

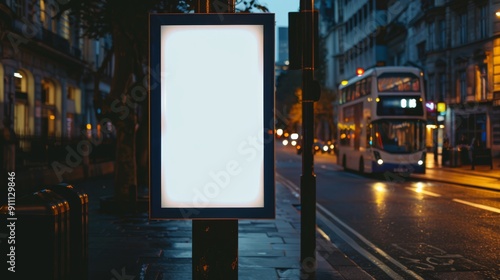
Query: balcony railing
xmin=42 ymin=28 xmax=70 ymax=53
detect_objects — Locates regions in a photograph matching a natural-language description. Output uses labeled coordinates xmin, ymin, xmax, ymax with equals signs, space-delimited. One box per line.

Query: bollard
xmin=0 ymin=189 xmax=70 ymax=280
xmin=46 ymin=183 xmax=89 ymax=280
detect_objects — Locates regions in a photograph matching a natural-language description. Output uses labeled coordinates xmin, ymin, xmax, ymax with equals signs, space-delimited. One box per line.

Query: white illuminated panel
xmin=160 ymin=25 xmax=264 ymax=208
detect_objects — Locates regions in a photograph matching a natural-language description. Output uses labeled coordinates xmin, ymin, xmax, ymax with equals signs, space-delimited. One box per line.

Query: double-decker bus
xmin=337 ymin=66 xmax=426 ymax=174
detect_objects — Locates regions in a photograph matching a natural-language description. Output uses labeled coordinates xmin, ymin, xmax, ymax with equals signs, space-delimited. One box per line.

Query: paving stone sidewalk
xmin=75 ymin=175 xmax=372 ymax=280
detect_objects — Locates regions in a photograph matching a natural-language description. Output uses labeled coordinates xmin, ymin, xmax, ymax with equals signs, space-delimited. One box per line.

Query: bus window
xmin=355 ymin=81 xmax=360 ymax=99
xmin=366 ymin=77 xmax=371 ymax=95
xmin=377 ymin=73 xmax=420 ymax=92
xmin=360 ymin=79 xmax=366 ymax=96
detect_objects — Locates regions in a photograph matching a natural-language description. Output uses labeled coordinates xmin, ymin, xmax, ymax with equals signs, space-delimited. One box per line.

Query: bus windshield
xmin=371 ymin=120 xmax=425 ymax=153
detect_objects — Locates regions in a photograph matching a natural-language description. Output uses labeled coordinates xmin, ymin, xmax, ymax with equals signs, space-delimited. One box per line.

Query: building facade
xmin=0 ymin=1 xmax=111 ymax=155
xmin=320 ymin=0 xmax=500 ymax=156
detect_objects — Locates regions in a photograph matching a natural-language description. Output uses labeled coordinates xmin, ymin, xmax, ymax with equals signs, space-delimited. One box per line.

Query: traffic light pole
xmin=300 ymin=0 xmax=318 ymax=279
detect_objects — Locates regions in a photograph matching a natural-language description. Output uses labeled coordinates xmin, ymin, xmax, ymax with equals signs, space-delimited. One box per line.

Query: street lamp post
xmin=296 ymin=0 xmax=320 ymax=278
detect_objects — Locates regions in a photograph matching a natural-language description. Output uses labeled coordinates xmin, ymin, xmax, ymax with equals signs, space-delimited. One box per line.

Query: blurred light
xmin=284 ymin=60 xmax=289 ymax=65
xmin=322 ymin=145 xmax=328 ymax=152
xmin=291 ymin=140 xmax=297 ymax=146
xmin=496 ymin=11 xmax=500 ymax=17
xmin=426 ymin=124 xmax=437 ymax=129
xmin=86 ymin=123 xmax=92 ymax=130
xmin=418 ymin=160 xmax=424 ymax=165
xmin=439 ymin=124 xmax=445 ymax=128
xmin=290 ymin=133 xmax=299 ymax=140
xmin=377 ymin=159 xmax=384 ymax=165
xmin=437 ymin=102 xmax=446 ymax=113
xmin=283 ymin=132 xmax=289 ymax=138
xmin=14 ymin=72 xmax=23 ymax=78
xmin=414 ymin=182 xmax=425 ymax=193
xmin=341 ymin=80 xmax=348 ymax=86
xmin=296 ymin=145 xmax=301 ymax=150
xmin=314 ymin=145 xmax=319 ymax=150
xmin=373 ymin=183 xmax=386 ymax=193
xmin=356 ymin=67 xmax=364 ymax=76
xmin=329 ymin=144 xmax=334 ymax=150
xmin=49 ymin=115 xmax=55 ymax=120
xmin=282 ymin=139 xmax=288 ymax=146
xmin=276 ymin=128 xmax=283 ymax=137
xmin=376 ymin=97 xmax=380 ymax=102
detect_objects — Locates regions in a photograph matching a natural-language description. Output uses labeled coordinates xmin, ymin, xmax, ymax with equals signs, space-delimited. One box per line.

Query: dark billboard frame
xmin=149 ymin=13 xmax=275 ymax=219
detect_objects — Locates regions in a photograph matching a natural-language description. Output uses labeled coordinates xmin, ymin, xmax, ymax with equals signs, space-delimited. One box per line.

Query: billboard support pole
xmin=192 ymin=2 xmax=238 ymax=280
xmin=299 ymin=0 xmax=318 ymax=279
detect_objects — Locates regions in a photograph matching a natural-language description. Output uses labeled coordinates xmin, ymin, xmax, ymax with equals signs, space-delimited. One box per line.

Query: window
xmin=477 ymin=5 xmax=487 ymax=39
xmin=427 ymin=74 xmax=435 ymax=101
xmin=14 ymin=75 xmax=22 ymax=92
xmin=339 ymin=56 xmax=345 ymax=75
xmin=377 ymin=73 xmax=421 ymax=92
xmin=438 ymin=20 xmax=446 ymax=49
xmin=40 ymin=0 xmax=47 ymax=29
xmin=365 ymin=77 xmax=371 ymax=95
xmin=417 ymin=41 xmax=426 ymax=61
xmin=438 ymin=73 xmax=446 ymax=101
xmin=12 ymin=0 xmax=25 ymax=18
xmin=51 ymin=4 xmax=57 ymax=32
xmin=41 ymin=79 xmax=55 ymax=105
xmin=371 ymin=120 xmax=425 ymax=153
xmin=458 ymin=70 xmax=466 ymax=102
xmin=428 ymin=22 xmax=435 ymax=50
xmin=67 ymin=86 xmax=75 ymax=100
xmin=458 ymin=12 xmax=467 ymax=45
xmin=61 ymin=10 xmax=70 ymax=40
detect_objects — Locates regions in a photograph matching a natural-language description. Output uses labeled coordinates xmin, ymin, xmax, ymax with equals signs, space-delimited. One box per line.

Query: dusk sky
xmin=261 ymin=0 xmax=300 ymax=28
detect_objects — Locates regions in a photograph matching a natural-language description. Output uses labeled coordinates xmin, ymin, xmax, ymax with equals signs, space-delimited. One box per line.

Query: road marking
xmin=405 ymin=187 xmax=442 ymax=197
xmin=316 ymin=210 xmax=407 ymax=280
xmin=277 ymin=173 xmax=424 ymax=280
xmin=452 ymin=199 xmax=500 ymax=214
xmin=316 ymin=226 xmax=331 ymax=242
xmin=317 ymin=204 xmax=424 ymax=280
xmin=318 ymin=164 xmax=343 ymax=171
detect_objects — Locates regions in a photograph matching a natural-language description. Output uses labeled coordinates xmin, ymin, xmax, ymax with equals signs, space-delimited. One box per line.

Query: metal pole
xmin=300 ymin=0 xmax=317 ymax=279
xmin=192 ymin=2 xmax=238 ymax=280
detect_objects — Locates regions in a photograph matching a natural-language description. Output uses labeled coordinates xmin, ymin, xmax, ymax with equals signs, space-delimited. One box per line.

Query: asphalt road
xmin=276 ymin=143 xmax=500 ymax=280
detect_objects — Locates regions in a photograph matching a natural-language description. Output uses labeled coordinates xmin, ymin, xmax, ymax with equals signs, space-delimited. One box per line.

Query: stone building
xmin=0 ymin=0 xmax=112 ymax=169
xmin=320 ymin=0 xmax=500 ymax=156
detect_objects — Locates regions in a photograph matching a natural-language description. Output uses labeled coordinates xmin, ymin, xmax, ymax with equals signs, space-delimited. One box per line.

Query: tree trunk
xmin=108 ymin=26 xmax=137 ymax=208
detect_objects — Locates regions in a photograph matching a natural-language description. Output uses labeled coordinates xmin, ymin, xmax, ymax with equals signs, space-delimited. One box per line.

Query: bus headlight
xmin=374 ymin=151 xmax=383 ymax=165
xmin=418 ymin=152 xmax=426 ymax=165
